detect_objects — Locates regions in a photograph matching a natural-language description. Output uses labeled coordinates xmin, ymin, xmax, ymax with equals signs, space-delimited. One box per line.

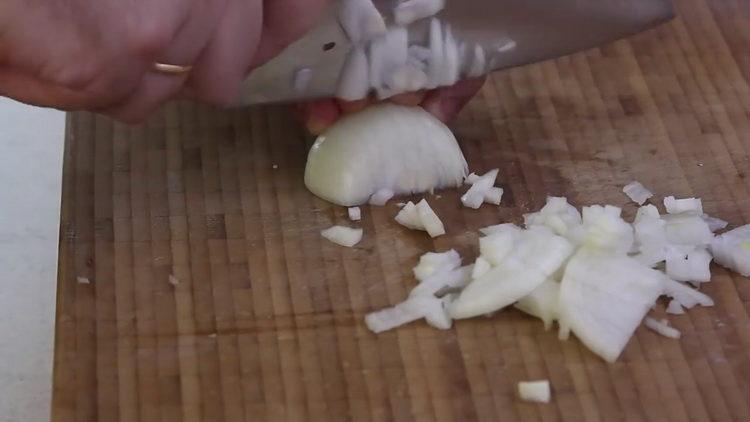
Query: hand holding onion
xmin=296 ymin=76 xmax=486 ymax=134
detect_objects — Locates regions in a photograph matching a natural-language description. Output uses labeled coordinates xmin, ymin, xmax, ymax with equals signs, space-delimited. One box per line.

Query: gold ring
xmin=152 ymin=62 xmax=193 ymax=75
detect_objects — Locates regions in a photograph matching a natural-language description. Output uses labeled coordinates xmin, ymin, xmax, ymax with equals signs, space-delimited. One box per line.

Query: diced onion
xmin=321 ymin=226 xmax=364 ymax=247
xmin=644 ymin=317 xmax=681 ymax=339
xmin=168 ymin=274 xmax=180 ymax=286
xmin=622 ymin=181 xmax=654 ymax=205
xmin=416 ymin=199 xmax=445 ymax=237
xmin=518 ymin=380 xmax=551 ymax=403
xmin=348 ymin=207 xmax=362 ymax=221
xmin=661 ymin=277 xmax=714 ymax=309
xmin=664 ymin=196 xmax=703 ymax=215
xmin=413 ymin=249 xmax=461 ymax=281
xmin=665 ymin=246 xmax=712 ymax=283
xmin=471 ymin=256 xmax=491 ymax=279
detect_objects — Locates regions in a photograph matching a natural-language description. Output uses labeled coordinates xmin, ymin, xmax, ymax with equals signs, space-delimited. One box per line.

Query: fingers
xmin=421 ymin=76 xmax=486 ymax=122
xmin=103 ymin=0 xmax=230 ymax=121
xmin=188 ymin=0 xmax=264 ymax=105
xmin=251 ymin=0 xmax=333 ymax=68
xmin=297 ymin=99 xmax=341 ymax=135
xmin=0 ymin=68 xmax=92 ymax=110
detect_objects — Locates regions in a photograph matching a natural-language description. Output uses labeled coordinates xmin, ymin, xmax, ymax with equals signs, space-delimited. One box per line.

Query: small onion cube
xmin=622 ymin=181 xmax=654 ymax=205
xmin=416 ymin=199 xmax=445 ymax=237
xmin=644 ymin=317 xmax=681 ymax=339
xmin=348 ymin=207 xmax=362 ymax=221
xmin=664 ymin=196 xmax=703 ymax=215
xmin=461 ymin=169 xmax=499 ymax=209
xmin=395 ymin=201 xmax=424 ymax=230
xmin=321 ymin=226 xmax=363 ymax=247
xmin=518 ymin=380 xmax=551 ymax=403
xmin=484 ymin=187 xmax=504 ymax=205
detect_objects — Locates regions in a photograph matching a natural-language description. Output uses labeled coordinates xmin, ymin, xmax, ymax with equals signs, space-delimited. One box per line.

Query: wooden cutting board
xmin=53 ymin=0 xmax=750 ymax=420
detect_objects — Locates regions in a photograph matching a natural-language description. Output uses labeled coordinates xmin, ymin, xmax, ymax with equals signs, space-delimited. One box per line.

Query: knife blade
xmin=238 ymin=0 xmax=673 ymax=105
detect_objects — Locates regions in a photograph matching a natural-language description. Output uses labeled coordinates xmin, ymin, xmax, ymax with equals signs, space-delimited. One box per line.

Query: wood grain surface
xmin=53 ymin=0 xmax=750 ymax=420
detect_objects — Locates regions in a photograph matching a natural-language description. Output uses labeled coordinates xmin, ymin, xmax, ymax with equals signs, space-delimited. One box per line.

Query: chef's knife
xmin=238 ymin=0 xmax=674 ymax=105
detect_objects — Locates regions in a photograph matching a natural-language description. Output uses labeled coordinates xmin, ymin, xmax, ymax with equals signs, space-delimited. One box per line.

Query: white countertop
xmin=0 ymin=99 xmax=65 ymax=421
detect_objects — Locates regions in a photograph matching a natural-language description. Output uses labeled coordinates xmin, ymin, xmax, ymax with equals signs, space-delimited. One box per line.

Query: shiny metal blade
xmin=238 ymin=0 xmax=673 ymax=105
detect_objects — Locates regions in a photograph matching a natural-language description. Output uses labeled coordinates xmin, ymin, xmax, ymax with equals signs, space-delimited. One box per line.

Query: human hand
xmin=295 ymin=77 xmax=486 ymax=135
xmin=0 ymin=0 xmax=331 ymax=122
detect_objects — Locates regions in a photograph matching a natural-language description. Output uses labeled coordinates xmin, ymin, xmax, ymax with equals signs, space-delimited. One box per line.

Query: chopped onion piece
xmin=305 ymin=105 xmax=467 ymax=206
xmin=663 ymin=214 xmax=713 ymax=246
xmin=339 ymin=0 xmax=387 ymax=43
xmin=76 ymin=276 xmax=90 ymax=284
xmin=395 ymin=201 xmax=423 ymax=230
xmin=461 ymin=169 xmax=499 ymax=209
xmin=365 ymin=295 xmax=444 ymax=333
xmin=427 ymin=18 xmax=444 ymax=88
xmin=524 ymin=197 xmax=582 ymax=237
xmin=321 ymin=226 xmax=363 ymax=247
xmin=666 ymin=299 xmax=685 ymax=315
xmin=664 ymin=196 xmax=703 ymax=215
xmin=464 ymin=172 xmax=481 ymax=185
xmin=632 ymin=205 xmax=667 ymax=266
xmin=515 ymin=279 xmax=559 ymax=330
xmin=702 ymin=214 xmax=728 ymax=233
xmin=466 ymin=44 xmax=487 ymax=78
xmin=451 ymin=227 xmax=574 ymax=319
xmin=413 ymin=249 xmax=461 ymax=281
xmin=665 ymin=246 xmax=712 ymax=283
xmin=518 ymin=380 xmax=551 ymax=403
xmin=557 ymin=250 xmax=664 ymax=362
xmin=578 ymin=205 xmax=633 ymax=254
xmin=661 ymin=277 xmax=714 ymax=309
xmin=370 ymin=28 xmax=409 ymax=96
xmin=168 ymin=274 xmax=180 ymax=286
xmin=622 ymin=181 xmax=654 ymax=205
xmin=425 ymin=295 xmax=454 ymax=330
xmin=348 ymin=207 xmax=362 ymax=221
xmin=369 ymin=188 xmax=394 ymax=206
xmin=416 ymin=199 xmax=445 ymax=237
xmin=484 ymin=187 xmax=504 ymax=205
xmin=394 ymin=0 xmax=445 ymax=26
xmin=710 ymin=223 xmax=750 ymax=276
xmin=480 ymin=223 xmax=522 ymax=237
xmin=472 ymin=256 xmax=491 ymax=279
xmin=644 ymin=317 xmax=681 ymax=339
xmin=410 ymin=265 xmax=472 ymax=297
xmin=337 ymin=47 xmax=370 ymax=101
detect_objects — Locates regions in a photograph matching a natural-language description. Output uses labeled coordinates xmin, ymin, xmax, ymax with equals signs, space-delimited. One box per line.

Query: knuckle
xmin=127 ymin=20 xmax=174 ymax=59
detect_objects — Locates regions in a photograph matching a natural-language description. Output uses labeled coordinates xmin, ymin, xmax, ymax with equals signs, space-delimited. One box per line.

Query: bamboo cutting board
xmin=53 ymin=0 xmax=750 ymax=420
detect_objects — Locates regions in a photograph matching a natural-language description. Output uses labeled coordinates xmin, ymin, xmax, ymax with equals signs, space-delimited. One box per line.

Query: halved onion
xmin=305 ymin=104 xmax=467 ymax=206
